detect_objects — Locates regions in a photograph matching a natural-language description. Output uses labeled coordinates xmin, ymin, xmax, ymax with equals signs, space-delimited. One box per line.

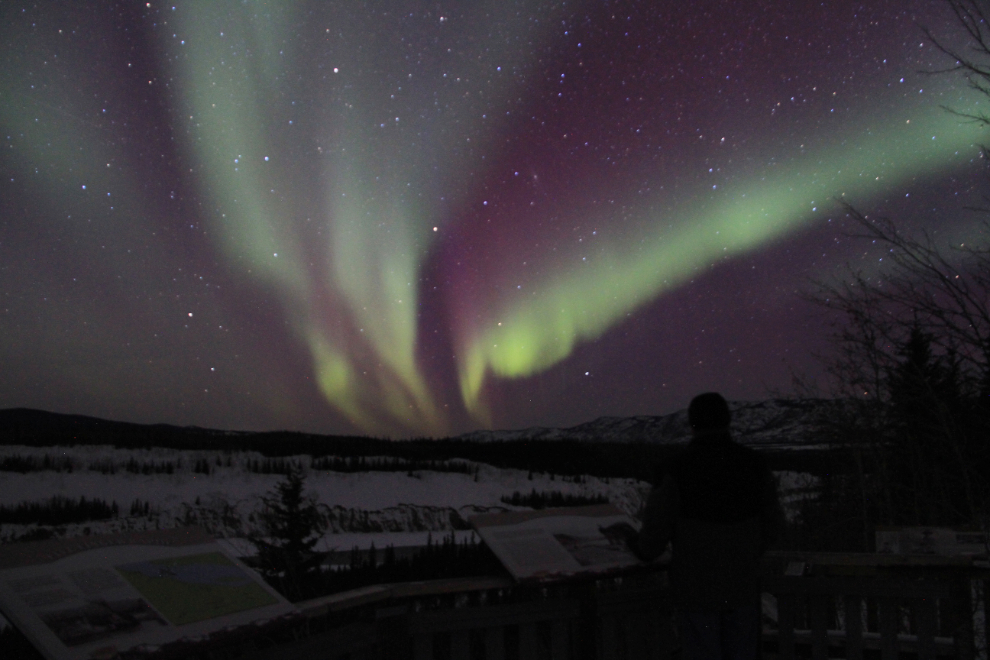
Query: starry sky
xmin=1 ymin=1 xmax=987 ymax=439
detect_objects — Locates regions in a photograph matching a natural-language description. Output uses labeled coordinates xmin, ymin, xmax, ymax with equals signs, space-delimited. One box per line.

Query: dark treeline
xmin=0 ymin=409 xmax=830 ymax=482
xmin=245 ymin=457 xmax=301 ymax=475
xmin=310 ymin=455 xmax=476 ymax=475
xmin=88 ymin=458 xmax=176 ymax=475
xmin=262 ymin=532 xmax=505 ymax=601
xmin=500 ymin=489 xmax=610 ymax=509
xmin=0 ymin=496 xmax=118 ymax=526
xmin=0 ymin=454 xmax=179 ymax=475
xmin=192 ymin=455 xmax=233 ymax=475
xmin=129 ymin=499 xmax=153 ymax=516
xmin=0 ymin=453 xmax=74 ymax=473
xmin=0 ymin=453 xmax=239 ymax=476
xmin=122 ymin=458 xmax=174 ymax=475
xmin=0 ymin=498 xmax=159 ymax=532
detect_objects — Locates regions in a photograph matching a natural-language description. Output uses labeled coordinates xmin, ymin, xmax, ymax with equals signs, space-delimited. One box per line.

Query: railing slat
xmin=916 ymin=595 xmax=937 ymax=660
xmin=640 ymin=613 xmax=662 ymax=660
xmin=413 ymin=632 xmax=433 ymax=660
xmin=657 ymin=609 xmax=676 ymax=660
xmin=519 ymin=622 xmax=539 ymax=660
xmin=951 ymin=573 xmax=975 ymax=660
xmin=600 ymin=613 xmax=619 ymax=660
xmin=485 ymin=626 xmax=506 ymax=660
xmin=809 ymin=594 xmax=828 ymax=660
xmin=878 ymin=597 xmax=899 ymax=660
xmin=843 ymin=594 xmax=864 ymax=660
xmin=621 ymin=614 xmax=643 ymax=660
xmin=550 ymin=620 xmax=569 ymax=660
xmin=451 ymin=630 xmax=471 ymax=660
xmin=983 ymin=576 xmax=990 ymax=651
xmin=778 ymin=593 xmax=796 ymax=660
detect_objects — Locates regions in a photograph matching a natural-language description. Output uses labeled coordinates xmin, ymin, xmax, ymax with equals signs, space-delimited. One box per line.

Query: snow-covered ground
xmin=0 ymin=445 xmax=653 ymax=548
xmin=0 ymin=445 xmax=818 ymax=549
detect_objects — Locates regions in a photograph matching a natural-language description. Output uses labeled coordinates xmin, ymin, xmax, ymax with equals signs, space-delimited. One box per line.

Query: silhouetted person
xmin=634 ymin=392 xmax=783 ymax=660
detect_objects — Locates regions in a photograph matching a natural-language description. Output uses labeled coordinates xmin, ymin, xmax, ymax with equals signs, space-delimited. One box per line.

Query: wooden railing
xmin=281 ymin=569 xmax=674 ymax=660
xmin=760 ymin=552 xmax=988 ymax=660
xmin=764 ymin=575 xmax=957 ymax=660
xmin=180 ymin=555 xmax=987 ymax=660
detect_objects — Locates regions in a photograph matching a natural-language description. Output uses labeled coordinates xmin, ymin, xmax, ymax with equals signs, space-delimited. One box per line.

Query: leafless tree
xmin=798 ymin=1 xmax=990 ymax=535
xmin=815 ymin=204 xmax=990 ymax=403
xmin=924 ymin=0 xmax=990 ymax=128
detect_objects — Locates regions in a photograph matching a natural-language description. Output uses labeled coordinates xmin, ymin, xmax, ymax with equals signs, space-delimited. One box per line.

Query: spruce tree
xmin=253 ymin=466 xmax=325 ymax=600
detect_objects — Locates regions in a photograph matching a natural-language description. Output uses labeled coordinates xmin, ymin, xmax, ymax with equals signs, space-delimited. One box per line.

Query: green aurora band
xmin=166 ymin=3 xmax=551 ymax=435
xmin=456 ymin=105 xmax=986 ymax=423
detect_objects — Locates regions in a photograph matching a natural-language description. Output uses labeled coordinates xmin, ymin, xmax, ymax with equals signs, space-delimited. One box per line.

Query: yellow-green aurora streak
xmin=456 ymin=103 xmax=984 ymax=422
xmin=167 ymin=2 xmax=549 ymax=435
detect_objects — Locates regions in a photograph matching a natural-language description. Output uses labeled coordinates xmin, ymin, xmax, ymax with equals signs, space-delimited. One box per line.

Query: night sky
xmin=1 ymin=1 xmax=987 ymax=439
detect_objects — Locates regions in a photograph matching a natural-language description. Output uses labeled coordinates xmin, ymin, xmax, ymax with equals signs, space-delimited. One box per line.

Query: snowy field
xmin=0 ymin=445 xmax=818 ymax=550
xmin=0 ymin=445 xmax=649 ymax=549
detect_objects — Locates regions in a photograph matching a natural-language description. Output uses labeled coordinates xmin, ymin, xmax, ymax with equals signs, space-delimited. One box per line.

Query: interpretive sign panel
xmin=875 ymin=527 xmax=989 ymax=556
xmin=470 ymin=504 xmax=643 ymax=580
xmin=0 ymin=528 xmax=295 ymax=660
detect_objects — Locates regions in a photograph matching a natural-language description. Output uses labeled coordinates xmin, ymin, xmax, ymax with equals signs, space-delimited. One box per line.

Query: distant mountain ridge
xmin=457 ymin=398 xmax=839 ymax=449
xmin=0 ymin=398 xmax=838 ymax=450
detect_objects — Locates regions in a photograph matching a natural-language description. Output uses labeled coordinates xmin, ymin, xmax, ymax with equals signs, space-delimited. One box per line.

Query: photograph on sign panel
xmin=471 ymin=505 xmax=642 ymax=580
xmin=116 ymin=551 xmax=279 ymax=626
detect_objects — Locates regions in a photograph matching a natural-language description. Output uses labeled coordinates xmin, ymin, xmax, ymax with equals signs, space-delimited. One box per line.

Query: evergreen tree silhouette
xmin=253 ymin=467 xmax=325 ymax=600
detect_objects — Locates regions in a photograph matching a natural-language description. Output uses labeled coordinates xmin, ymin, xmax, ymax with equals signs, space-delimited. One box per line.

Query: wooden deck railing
xmin=760 ymin=553 xmax=987 ymax=660
xmin=280 ymin=569 xmax=674 ymax=660
xmin=164 ymin=554 xmax=988 ymax=660
xmin=764 ymin=575 xmax=958 ymax=660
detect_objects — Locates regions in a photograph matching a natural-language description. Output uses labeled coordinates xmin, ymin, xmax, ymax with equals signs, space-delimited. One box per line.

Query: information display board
xmin=875 ymin=527 xmax=989 ymax=556
xmin=471 ymin=504 xmax=643 ymax=580
xmin=0 ymin=528 xmax=295 ymax=660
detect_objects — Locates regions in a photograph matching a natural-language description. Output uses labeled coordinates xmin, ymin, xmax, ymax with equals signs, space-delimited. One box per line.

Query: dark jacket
xmin=635 ymin=431 xmax=783 ymax=611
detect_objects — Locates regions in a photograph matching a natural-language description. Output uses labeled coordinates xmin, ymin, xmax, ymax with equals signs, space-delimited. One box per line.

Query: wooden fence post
xmin=777 ymin=593 xmax=796 ymax=660
xmin=843 ymin=594 xmax=864 ymax=660
xmin=551 ymin=620 xmax=570 ymax=660
xmin=412 ymin=631 xmax=433 ymax=660
xmin=485 ymin=626 xmax=506 ymax=660
xmin=519 ymin=622 xmax=540 ymax=660
xmin=950 ymin=572 xmax=975 ymax=660
xmin=915 ymin=595 xmax=938 ymax=660
xmin=599 ymin=613 xmax=618 ymax=660
xmin=878 ymin=597 xmax=898 ymax=660
xmin=809 ymin=593 xmax=828 ymax=660
xmin=451 ymin=630 xmax=471 ymax=660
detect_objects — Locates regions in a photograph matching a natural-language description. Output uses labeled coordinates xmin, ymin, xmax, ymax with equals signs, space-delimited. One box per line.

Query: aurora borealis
xmin=1 ymin=1 xmax=987 ymax=438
